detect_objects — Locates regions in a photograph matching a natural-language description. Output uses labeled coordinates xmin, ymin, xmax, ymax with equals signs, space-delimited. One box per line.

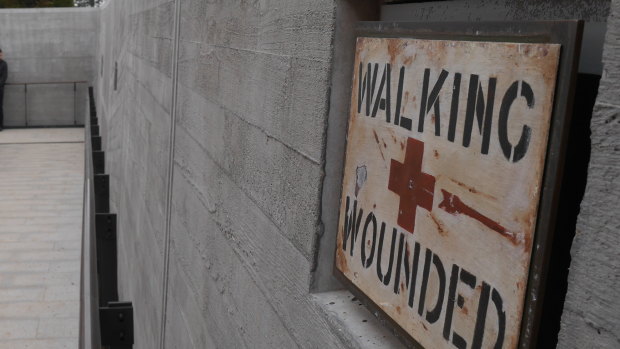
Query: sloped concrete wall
xmin=94 ymin=0 xmax=365 ymax=348
xmin=166 ymin=0 xmax=344 ymax=348
xmin=95 ymin=1 xmax=173 ymax=348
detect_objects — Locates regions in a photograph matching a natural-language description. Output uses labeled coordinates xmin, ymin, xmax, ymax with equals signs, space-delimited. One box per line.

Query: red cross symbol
xmin=388 ymin=138 xmax=436 ymax=233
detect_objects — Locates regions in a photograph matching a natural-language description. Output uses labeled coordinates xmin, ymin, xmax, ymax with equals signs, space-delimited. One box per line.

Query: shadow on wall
xmin=538 ymin=73 xmax=599 ymax=348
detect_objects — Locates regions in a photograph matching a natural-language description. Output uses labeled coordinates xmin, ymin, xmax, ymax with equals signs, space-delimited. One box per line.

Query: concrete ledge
xmin=313 ymin=290 xmax=406 ymax=349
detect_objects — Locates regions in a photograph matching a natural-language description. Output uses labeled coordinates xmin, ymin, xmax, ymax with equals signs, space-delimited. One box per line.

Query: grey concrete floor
xmin=0 ymin=128 xmax=84 ymax=349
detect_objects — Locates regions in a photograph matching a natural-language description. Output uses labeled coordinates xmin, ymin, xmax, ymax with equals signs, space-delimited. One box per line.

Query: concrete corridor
xmin=0 ymin=128 xmax=84 ymax=348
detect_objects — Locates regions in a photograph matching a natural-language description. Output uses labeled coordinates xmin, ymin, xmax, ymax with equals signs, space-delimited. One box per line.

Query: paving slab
xmin=0 ymin=128 xmax=83 ymax=145
xmin=0 ymin=128 xmax=84 ymax=347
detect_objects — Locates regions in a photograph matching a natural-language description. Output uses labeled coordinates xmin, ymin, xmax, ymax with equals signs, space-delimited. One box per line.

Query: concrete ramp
xmin=0 ymin=128 xmax=84 ymax=348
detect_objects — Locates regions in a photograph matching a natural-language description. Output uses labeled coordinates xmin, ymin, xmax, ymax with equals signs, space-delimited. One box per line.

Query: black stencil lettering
xmin=407 ymin=241 xmax=421 ymax=308
xmin=357 ymin=63 xmax=379 ymax=116
xmin=449 ymin=267 xmax=478 ymax=349
xmin=361 ymin=213 xmax=377 ymax=268
xmin=426 ymin=253 xmax=446 ymax=324
xmin=383 ymin=228 xmax=398 ymax=285
xmin=376 ymin=223 xmax=386 ymax=281
xmin=394 ymin=67 xmax=406 ymax=126
xmin=371 ymin=64 xmax=388 ymax=118
xmin=448 ymin=73 xmax=462 ymax=142
xmin=393 ymin=233 xmax=411 ymax=294
xmin=357 ymin=63 xmax=368 ymax=114
xmin=369 ymin=63 xmax=378 ymax=116
xmin=443 ymin=264 xmax=460 ymax=340
xmin=460 ymin=268 xmax=476 ymax=288
xmin=457 ymin=295 xmax=465 ymax=308
xmin=400 ymin=115 xmax=413 ymax=130
xmin=417 ymin=248 xmax=433 ymax=316
xmin=343 ymin=196 xmax=351 ymax=250
xmin=491 ymin=288 xmax=506 ymax=349
xmin=462 ymin=75 xmax=497 ymax=154
xmin=499 ymin=80 xmax=535 ymax=162
xmin=342 ymin=197 xmax=363 ymax=256
xmin=472 ymin=282 xmax=491 ymax=349
xmin=384 ymin=64 xmax=392 ymax=122
xmin=452 ymin=332 xmax=467 ymax=349
xmin=376 ymin=227 xmax=397 ymax=285
xmin=418 ymin=69 xmax=449 ymax=136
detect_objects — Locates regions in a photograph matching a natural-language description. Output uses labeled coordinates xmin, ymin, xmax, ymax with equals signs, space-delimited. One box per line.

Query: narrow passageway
xmin=0 ymin=128 xmax=84 ymax=348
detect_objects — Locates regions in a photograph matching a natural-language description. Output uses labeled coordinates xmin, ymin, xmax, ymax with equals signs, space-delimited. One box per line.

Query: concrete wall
xmin=95 ymin=1 xmax=172 ymax=348
xmin=92 ymin=0 xmax=619 ymax=348
xmin=0 ymin=8 xmax=97 ymax=126
xmin=94 ymin=0 xmax=391 ymax=348
xmin=558 ymin=0 xmax=620 ymax=347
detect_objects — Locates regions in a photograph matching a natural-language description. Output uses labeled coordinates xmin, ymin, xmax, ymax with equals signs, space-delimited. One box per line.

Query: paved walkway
xmin=0 ymin=128 xmax=84 ymax=349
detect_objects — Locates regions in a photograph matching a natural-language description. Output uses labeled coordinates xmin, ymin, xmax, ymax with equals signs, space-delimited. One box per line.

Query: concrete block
xmin=0 ymin=262 xmax=49 ymax=273
xmin=0 ymin=288 xmax=44 ymax=303
xmin=36 ymin=318 xmax=79 ymax=339
xmin=215 ymin=46 xmax=327 ymax=160
xmin=182 ymin=0 xmax=334 ymax=61
xmin=0 ymin=338 xmax=78 ymax=349
xmin=44 ymin=285 xmax=80 ymax=302
xmin=169 ymin=132 xmax=347 ymax=348
xmin=163 ymin=286 xmax=216 ymax=349
xmin=174 ymin=103 xmax=323 ymax=259
xmin=0 ymin=319 xmax=38 ymax=340
xmin=0 ymin=301 xmax=79 ymax=318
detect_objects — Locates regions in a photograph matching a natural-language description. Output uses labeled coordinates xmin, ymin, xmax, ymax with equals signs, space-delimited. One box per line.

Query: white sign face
xmin=335 ymin=37 xmax=560 ymax=348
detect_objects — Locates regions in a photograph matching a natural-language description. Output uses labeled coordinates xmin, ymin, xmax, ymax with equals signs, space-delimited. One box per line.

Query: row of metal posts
xmin=89 ymin=86 xmax=134 ymax=349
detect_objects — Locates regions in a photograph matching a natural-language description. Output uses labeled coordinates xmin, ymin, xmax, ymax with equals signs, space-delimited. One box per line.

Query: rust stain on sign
xmin=336 ymin=37 xmax=560 ymax=348
xmin=438 ymin=189 xmax=519 ymax=246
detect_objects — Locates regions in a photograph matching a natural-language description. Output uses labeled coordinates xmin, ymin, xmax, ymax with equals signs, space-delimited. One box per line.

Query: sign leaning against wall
xmin=334 ymin=22 xmax=582 ymax=348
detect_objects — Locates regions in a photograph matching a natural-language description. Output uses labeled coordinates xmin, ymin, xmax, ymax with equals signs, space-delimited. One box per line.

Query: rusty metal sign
xmin=335 ymin=37 xmax=562 ymax=348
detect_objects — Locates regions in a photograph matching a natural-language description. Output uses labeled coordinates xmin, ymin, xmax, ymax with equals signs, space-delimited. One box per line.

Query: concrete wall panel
xmin=3 ymin=85 xmax=26 ymax=127
xmin=95 ymin=1 xmax=174 ymax=348
xmin=558 ymin=0 xmax=620 ymax=346
xmin=26 ymin=84 xmax=75 ymax=126
xmin=0 ymin=8 xmax=97 ymax=127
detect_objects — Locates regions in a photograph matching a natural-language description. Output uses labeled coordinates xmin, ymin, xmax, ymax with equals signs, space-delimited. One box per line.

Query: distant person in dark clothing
xmin=0 ymin=49 xmax=6 ymax=131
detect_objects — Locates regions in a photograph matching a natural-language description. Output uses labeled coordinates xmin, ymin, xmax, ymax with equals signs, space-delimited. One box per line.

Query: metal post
xmin=24 ymin=84 xmax=28 ymax=126
xmin=74 ymin=82 xmax=77 ymax=125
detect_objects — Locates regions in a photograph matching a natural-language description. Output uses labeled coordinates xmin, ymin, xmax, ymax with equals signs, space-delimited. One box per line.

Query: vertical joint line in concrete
xmin=159 ymin=0 xmax=182 ymax=347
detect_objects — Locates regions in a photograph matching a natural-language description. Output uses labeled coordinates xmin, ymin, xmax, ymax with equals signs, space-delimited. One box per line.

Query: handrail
xmin=3 ymin=80 xmax=88 ymax=127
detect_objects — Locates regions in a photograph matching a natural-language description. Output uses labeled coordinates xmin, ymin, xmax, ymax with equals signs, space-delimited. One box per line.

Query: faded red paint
xmin=388 ymin=138 xmax=436 ymax=233
xmin=439 ymin=190 xmax=519 ymax=245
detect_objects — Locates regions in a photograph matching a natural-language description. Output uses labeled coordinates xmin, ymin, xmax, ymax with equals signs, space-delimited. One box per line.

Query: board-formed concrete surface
xmin=0 ymin=128 xmax=84 ymax=145
xmin=0 ymin=8 xmax=97 ymax=127
xmin=0 ymin=128 xmax=84 ymax=349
